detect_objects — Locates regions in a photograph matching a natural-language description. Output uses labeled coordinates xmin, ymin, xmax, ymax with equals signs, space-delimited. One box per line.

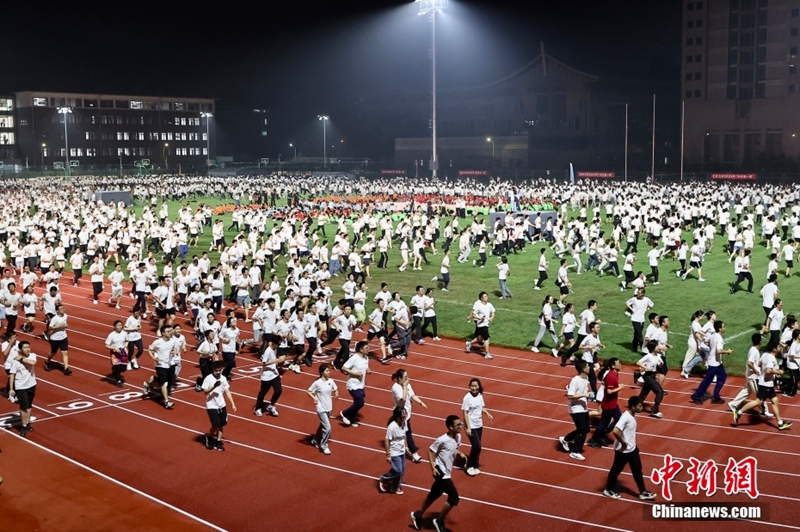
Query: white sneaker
xmin=116 ymin=304 xmax=121 ymax=309
xmin=267 ymin=405 xmax=279 ymax=417
xmin=531 ymin=346 xmax=539 ymax=353
xmin=127 ymin=362 xmax=132 ymax=371
xmin=93 ymin=300 xmax=98 ymax=305
xmin=465 ymin=341 xmax=472 ymax=352
xmin=559 ymin=436 xmax=570 ymax=452
xmin=484 ymin=353 xmax=493 ymax=360
xmin=340 ymin=411 xmax=351 ymax=426
xmin=431 ymin=276 xmax=438 ymax=282
xmin=292 ymin=364 xmax=302 ymax=374
xmin=254 ymin=408 xmax=263 ymax=417
xmin=698 ymin=278 xmax=706 ymax=282
xmin=761 ymin=412 xmax=775 ymax=419
xmin=552 ymin=349 xmax=559 ymax=358
xmin=433 ymin=337 xmax=441 ymax=341
xmin=569 ymin=452 xmax=586 ymax=461
xmin=653 ymin=282 xmax=660 ymax=285
xmin=322 ymin=447 xmax=331 ymax=455
xmin=132 ymin=359 xmax=139 ymax=369
xmin=534 ymin=286 xmax=541 ymax=290
xmin=680 ymin=372 xmax=689 ymax=379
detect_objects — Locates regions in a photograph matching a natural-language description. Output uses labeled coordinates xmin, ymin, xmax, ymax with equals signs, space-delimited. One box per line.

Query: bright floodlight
xmin=486 ymin=137 xmax=491 ymax=142
xmin=201 ymin=112 xmax=213 ymax=118
xmin=416 ymin=0 xmax=447 ymax=15
xmin=318 ymin=115 xmax=329 ymax=121
xmin=57 ymin=107 xmax=72 ymax=114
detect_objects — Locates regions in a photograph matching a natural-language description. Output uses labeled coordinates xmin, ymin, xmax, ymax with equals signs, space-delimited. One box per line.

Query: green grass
xmin=115 ymin=197 xmax=791 ymax=375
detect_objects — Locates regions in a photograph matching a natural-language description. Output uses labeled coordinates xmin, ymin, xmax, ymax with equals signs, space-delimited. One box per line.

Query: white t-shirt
xmin=386 ymin=421 xmax=407 ymax=457
xmin=472 ymin=301 xmax=495 ymax=328
xmin=391 ymin=382 xmax=416 ymax=419
xmin=745 ymin=346 xmax=762 ymax=380
xmin=202 ymin=374 xmax=230 ymax=409
xmin=626 ymin=297 xmax=653 ymax=323
xmin=343 ymin=354 xmax=369 ymax=391
xmin=461 ymin=392 xmax=485 ymax=429
xmin=430 ymin=433 xmax=461 ymax=479
xmin=9 ymin=352 xmax=37 ymax=390
xmin=758 ymin=352 xmax=778 ymax=387
xmin=308 ymin=377 xmax=338 ymax=413
xmin=260 ymin=346 xmax=280 ymax=382
xmin=567 ymin=375 xmax=589 ymax=414
xmin=761 ymin=283 xmax=778 ymax=308
xmin=149 ymin=338 xmax=173 ymax=369
xmin=105 ymin=330 xmax=127 ymax=350
xmin=613 ymin=411 xmax=637 ymax=453
xmin=48 ymin=313 xmax=68 ymax=341
xmin=707 ymin=332 xmax=725 ymax=367
xmin=577 ymin=309 xmax=595 ymax=336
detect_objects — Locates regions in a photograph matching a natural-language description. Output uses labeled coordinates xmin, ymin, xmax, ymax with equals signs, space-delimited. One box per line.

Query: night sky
xmin=1 ymin=1 xmax=681 ymax=160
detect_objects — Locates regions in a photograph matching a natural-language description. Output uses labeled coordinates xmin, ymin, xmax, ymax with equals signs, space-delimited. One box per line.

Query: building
xmin=0 ymin=96 xmax=16 ymax=161
xmin=683 ymin=0 xmax=800 ymax=169
xmin=11 ymin=91 xmax=215 ymax=171
xmin=379 ymin=52 xmax=677 ymax=178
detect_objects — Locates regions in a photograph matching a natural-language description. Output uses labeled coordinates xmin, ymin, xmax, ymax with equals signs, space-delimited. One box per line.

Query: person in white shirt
xmin=107 ymin=264 xmax=125 ymax=309
xmin=728 ymin=333 xmax=773 ymax=418
xmin=759 ymin=274 xmax=779 ymax=321
xmin=19 ymin=284 xmax=37 ymax=335
xmin=461 ymin=377 xmax=493 ymax=476
xmin=559 ymin=361 xmax=592 ymax=461
xmin=531 ymin=295 xmax=559 ymax=354
xmin=0 ymin=282 xmax=21 ymax=334
xmin=410 ymin=415 xmax=468 ymax=532
xmin=602 ymin=396 xmax=656 ymax=500
xmin=169 ymin=325 xmax=187 ymax=393
xmin=202 ymin=361 xmax=237 ymax=451
xmin=333 ymin=305 xmax=357 ymax=369
xmin=466 ymin=291 xmax=496 ymax=360
xmin=105 ymin=320 xmax=128 ymax=388
xmin=762 ymin=297 xmax=784 ymax=351
xmin=143 ymin=325 xmax=176 ymax=409
xmin=340 ymin=340 xmax=370 ymax=427
xmin=254 ymin=335 xmax=285 ymax=417
xmin=88 ymin=255 xmax=105 ymax=304
xmin=431 ymin=248 xmax=451 ymax=291
xmin=783 ymin=239 xmax=797 ymax=277
xmin=563 ymin=299 xmax=598 ymax=364
xmin=44 ymin=304 xmax=71 ymax=375
xmin=391 ymin=368 xmax=428 ymax=463
xmin=730 ymin=249 xmax=754 ymax=294
xmin=379 ymin=407 xmax=409 ymax=494
xmin=625 ymin=288 xmax=654 ymax=354
xmin=636 ymin=340 xmax=665 ymax=418
xmin=733 ymin=343 xmax=792 ymax=431
xmin=8 ymin=340 xmax=38 ymax=437
xmin=307 ymin=363 xmax=339 ymax=455
xmin=645 ymin=241 xmax=660 ymax=285
xmin=496 ymin=256 xmax=512 ymax=299
xmin=784 ymin=327 xmax=800 ymax=397
xmin=690 ymin=320 xmax=731 ymax=405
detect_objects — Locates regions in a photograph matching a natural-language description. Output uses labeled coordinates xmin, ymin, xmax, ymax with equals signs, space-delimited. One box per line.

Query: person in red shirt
xmin=587 ymin=357 xmax=625 ymax=448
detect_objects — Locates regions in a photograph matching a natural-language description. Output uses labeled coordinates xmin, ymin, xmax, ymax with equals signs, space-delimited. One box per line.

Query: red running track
xmin=3 ymin=279 xmax=799 ymax=531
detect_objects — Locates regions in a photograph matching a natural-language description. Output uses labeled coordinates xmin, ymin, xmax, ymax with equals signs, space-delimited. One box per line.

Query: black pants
xmin=564 ymin=334 xmax=586 ymax=362
xmin=305 ymin=337 xmax=318 ymax=365
xmin=127 ymin=339 xmax=144 ymax=360
xmin=196 ymin=357 xmax=213 ymax=388
xmin=638 ymin=372 xmax=663 ymax=414
xmin=422 ymin=316 xmax=438 ymax=338
xmin=565 ymin=412 xmax=590 ymax=453
xmin=789 ymin=367 xmax=800 ymax=396
xmin=606 ymin=447 xmax=647 ymax=493
xmin=466 ymin=426 xmax=483 ymax=469
xmin=413 ymin=315 xmax=423 ymax=342
xmin=590 ymin=406 xmax=622 ymax=443
xmin=5 ymin=314 xmax=17 ymax=334
xmin=535 ymin=270 xmax=548 ymax=288
xmin=320 ymin=328 xmax=339 ymax=348
xmin=632 ymin=321 xmax=644 ymax=353
xmin=335 ymin=338 xmax=350 ymax=367
xmin=378 ymin=251 xmax=388 ymax=268
xmin=732 ymin=272 xmax=753 ymax=293
xmin=92 ymin=281 xmax=103 ymax=301
xmin=406 ymin=418 xmax=419 ymax=454
xmin=255 ymin=377 xmax=282 ymax=410
xmin=647 ymin=266 xmax=659 ymax=283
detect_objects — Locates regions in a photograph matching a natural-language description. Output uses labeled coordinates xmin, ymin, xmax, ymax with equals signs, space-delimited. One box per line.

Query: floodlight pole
xmin=201 ymin=112 xmax=213 ymax=168
xmin=418 ymin=0 xmax=447 ymax=179
xmin=57 ymin=107 xmax=72 ymax=176
xmin=318 ymin=115 xmax=329 ymax=169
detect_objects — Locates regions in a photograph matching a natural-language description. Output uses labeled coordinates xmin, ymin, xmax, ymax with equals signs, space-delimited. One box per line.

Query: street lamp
xmin=289 ymin=143 xmax=297 ymax=160
xmin=57 ymin=107 xmax=72 ymax=176
xmin=41 ymin=143 xmax=46 ymax=167
xmin=201 ymin=112 xmax=213 ymax=168
xmin=163 ymin=142 xmax=170 ymax=170
xmin=317 ymin=115 xmax=329 ymax=168
xmin=417 ymin=0 xmax=447 ymax=178
xmin=486 ymin=137 xmax=495 ymax=175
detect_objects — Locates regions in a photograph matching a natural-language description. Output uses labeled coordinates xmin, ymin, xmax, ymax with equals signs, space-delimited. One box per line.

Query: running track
xmin=2 ymin=280 xmax=798 ymax=531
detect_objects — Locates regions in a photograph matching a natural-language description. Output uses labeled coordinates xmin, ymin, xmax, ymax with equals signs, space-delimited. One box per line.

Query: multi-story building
xmin=683 ymin=0 xmax=800 ymax=169
xmin=13 ymin=91 xmax=215 ymax=170
xmin=0 ymin=96 xmax=16 ymax=161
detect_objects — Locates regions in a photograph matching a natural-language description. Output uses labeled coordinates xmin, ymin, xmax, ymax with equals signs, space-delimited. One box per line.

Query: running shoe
xmin=603 ymin=489 xmax=621 ymax=499
xmin=411 ymin=511 xmax=422 ymax=531
xmin=639 ymin=491 xmax=657 ymax=500
xmin=778 ymin=421 xmax=793 ymax=430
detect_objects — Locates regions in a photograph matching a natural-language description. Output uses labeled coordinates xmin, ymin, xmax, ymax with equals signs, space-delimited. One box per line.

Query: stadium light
xmin=416 ymin=0 xmax=447 ymax=178
xmin=486 ymin=137 xmax=494 ymax=175
xmin=318 ymin=115 xmax=329 ymax=169
xmin=57 ymin=107 xmax=72 ymax=176
xmin=201 ymin=112 xmax=213 ymax=167
xmin=289 ymin=143 xmax=297 ymax=160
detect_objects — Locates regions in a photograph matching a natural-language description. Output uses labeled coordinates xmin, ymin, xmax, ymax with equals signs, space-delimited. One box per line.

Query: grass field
xmin=115 ymin=196 xmax=794 ymax=375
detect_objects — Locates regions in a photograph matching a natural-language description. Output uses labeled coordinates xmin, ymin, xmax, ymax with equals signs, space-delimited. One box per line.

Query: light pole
xmin=417 ymin=0 xmax=447 ymax=178
xmin=163 ymin=142 xmax=169 ymax=170
xmin=317 ymin=115 xmax=329 ymax=168
xmin=289 ymin=143 xmax=297 ymax=160
xmin=41 ymin=143 xmax=46 ymax=167
xmin=201 ymin=112 xmax=213 ymax=168
xmin=57 ymin=107 xmax=72 ymax=176
xmin=486 ymin=137 xmax=495 ymax=175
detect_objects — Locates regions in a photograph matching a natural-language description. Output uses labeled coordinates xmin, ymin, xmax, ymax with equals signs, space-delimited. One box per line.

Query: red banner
xmin=577 ymin=171 xmax=616 ymax=178
xmin=458 ymin=170 xmax=489 ymax=176
xmin=710 ymin=173 xmax=757 ymax=181
xmin=381 ymin=169 xmax=406 ymax=175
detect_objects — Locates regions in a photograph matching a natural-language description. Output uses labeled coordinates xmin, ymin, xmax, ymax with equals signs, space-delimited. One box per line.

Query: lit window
xmin=130 ymin=101 xmax=143 ymax=109
xmin=33 ymin=97 xmax=47 ymax=106
xmin=0 ymin=99 xmax=12 ymax=111
xmin=0 ymin=132 xmax=14 ymax=145
xmin=203 ymin=147 xmax=208 ymax=156
xmin=202 ymin=132 xmax=208 ymax=141
xmin=174 ymin=102 xmax=185 ymax=111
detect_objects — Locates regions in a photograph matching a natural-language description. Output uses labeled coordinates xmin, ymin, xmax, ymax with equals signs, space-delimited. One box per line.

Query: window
xmin=135 ymin=132 xmax=145 ymax=141
xmin=0 ymin=99 xmax=12 ymax=111
xmin=791 ymin=65 xmax=798 ymax=74
xmin=686 ymin=90 xmax=693 ymax=98
xmin=167 ymin=132 xmax=173 ymax=141
xmin=91 ymin=115 xmax=96 ymax=125
xmin=793 ymin=28 xmax=799 ymax=36
xmin=100 ymin=99 xmax=114 ymax=108
xmin=179 ymin=117 xmax=187 ymax=126
xmin=115 ymin=116 xmax=123 ymax=125
xmin=33 ymin=97 xmax=47 ymax=107
xmin=729 ymin=50 xmax=738 ymax=63
xmin=695 ymin=72 xmax=702 ymax=80
xmin=202 ymin=147 xmax=208 ymax=156
xmin=697 ymin=0 xmax=703 ymax=7
xmin=740 ymin=50 xmax=754 ymax=64
xmin=188 ymin=102 xmax=200 ymax=111
xmin=791 ymin=84 xmax=799 ymax=93
xmin=687 ymin=55 xmax=694 ymax=63
xmin=741 ymin=14 xmax=755 ymax=28
xmin=86 ymin=148 xmax=96 ymax=157
xmin=687 ymin=37 xmax=694 ymax=46
xmin=696 ymin=19 xmax=703 ymax=27
xmin=727 ymin=86 xmax=738 ymax=99
xmin=758 ymin=29 xmax=767 ymax=44
xmin=686 ymin=72 xmax=693 ymax=81
xmin=766 ymin=129 xmax=783 ymax=156
xmin=740 ymin=32 xmax=754 ymax=46
xmin=192 ymin=117 xmax=200 ymax=126
xmin=695 ymin=54 xmax=703 ymax=62
xmin=794 ymin=8 xmax=799 ymax=17
xmin=114 ymin=100 xmax=129 ymax=109
xmin=189 ymin=132 xmax=198 ymax=141
xmin=130 ymin=101 xmax=143 ymax=110
xmin=202 ymin=132 xmax=208 ymax=141
xmin=729 ymin=32 xmax=739 ymax=47
xmin=757 ymin=46 xmax=766 ymax=62
xmin=688 ymin=20 xmax=694 ymax=28
xmin=792 ymin=46 xmax=799 ymax=56
xmin=84 ymin=99 xmax=97 ymax=108
xmin=723 ymin=132 xmax=740 ymax=162
xmin=739 ymin=86 xmax=753 ymax=99
xmin=85 ymin=131 xmax=97 ymax=140
xmin=757 ymin=0 xmax=766 ymax=6
xmin=696 ymin=37 xmax=703 ymax=45
xmin=742 ymin=0 xmax=754 ymax=9
xmin=69 ymin=148 xmax=83 ymax=157
xmin=688 ymin=2 xmax=694 ymax=9
xmin=729 ymin=67 xmax=738 ymax=82
xmin=694 ymin=90 xmax=702 ymax=97
xmin=756 ymin=83 xmax=765 ymax=98
xmin=180 ymin=132 xmax=187 ymax=141
xmin=174 ymin=102 xmax=185 ymax=111
xmin=0 ymin=132 xmax=14 ymax=145
xmin=0 ymin=116 xmax=14 ymax=128
xmin=41 ymin=147 xmax=48 ymax=157
xmin=740 ymin=69 xmax=754 ymax=82
xmin=758 ymin=65 xmax=767 ymax=79
xmin=149 ymin=132 xmax=159 ymax=141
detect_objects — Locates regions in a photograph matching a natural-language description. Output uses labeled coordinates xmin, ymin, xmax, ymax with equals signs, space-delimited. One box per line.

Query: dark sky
xmin=1 ymin=1 xmax=681 ymax=160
